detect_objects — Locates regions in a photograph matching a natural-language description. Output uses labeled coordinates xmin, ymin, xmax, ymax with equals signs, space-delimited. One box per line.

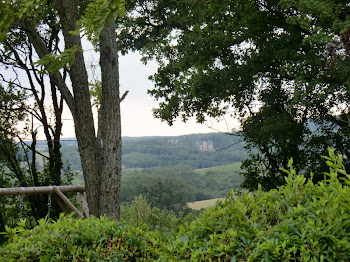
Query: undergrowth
xmin=1 ymin=148 xmax=350 ymax=261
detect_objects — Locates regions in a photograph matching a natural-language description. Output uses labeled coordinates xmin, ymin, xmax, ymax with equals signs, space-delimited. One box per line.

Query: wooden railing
xmin=0 ymin=185 xmax=89 ymax=218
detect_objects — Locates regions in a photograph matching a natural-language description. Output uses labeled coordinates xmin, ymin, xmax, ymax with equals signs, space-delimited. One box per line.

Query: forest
xmin=55 ymin=132 xmax=247 ymax=170
xmin=1 ymin=0 xmax=350 ymax=260
xmin=60 ymin=133 xmax=246 ymax=211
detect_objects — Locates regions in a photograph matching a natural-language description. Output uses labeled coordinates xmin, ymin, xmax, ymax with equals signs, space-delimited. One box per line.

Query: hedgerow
xmin=164 ymin=149 xmax=350 ymax=261
xmin=0 ymin=215 xmax=164 ymax=261
xmin=1 ymin=148 xmax=350 ymax=261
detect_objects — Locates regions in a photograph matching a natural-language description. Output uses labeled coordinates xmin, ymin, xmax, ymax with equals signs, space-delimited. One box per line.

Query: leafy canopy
xmin=117 ymin=0 xmax=350 ymax=189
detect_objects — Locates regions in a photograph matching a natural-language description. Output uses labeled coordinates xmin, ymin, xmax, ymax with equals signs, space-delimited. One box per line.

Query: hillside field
xmin=194 ymin=162 xmax=241 ymax=175
xmin=187 ymin=198 xmax=224 ymax=210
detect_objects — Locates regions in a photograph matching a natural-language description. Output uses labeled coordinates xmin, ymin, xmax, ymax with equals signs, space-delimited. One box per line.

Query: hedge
xmin=1 ymin=148 xmax=350 ymax=261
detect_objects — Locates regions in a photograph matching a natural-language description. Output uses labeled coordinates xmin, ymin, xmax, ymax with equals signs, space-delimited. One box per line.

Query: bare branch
xmin=120 ymin=90 xmax=129 ymax=102
xmin=14 ymin=19 xmax=76 ymax=113
xmin=17 ymin=135 xmax=50 ymax=160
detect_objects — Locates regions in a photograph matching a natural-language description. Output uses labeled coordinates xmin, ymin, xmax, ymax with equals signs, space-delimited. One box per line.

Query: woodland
xmin=0 ymin=0 xmax=350 ymax=260
xmin=56 ymin=133 xmax=247 ymax=171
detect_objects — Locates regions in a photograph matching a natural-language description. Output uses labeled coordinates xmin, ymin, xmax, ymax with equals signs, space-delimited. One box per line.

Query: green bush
xmin=120 ymin=195 xmax=198 ymax=235
xmin=163 ymin=148 xmax=350 ymax=261
xmin=0 ymin=215 xmax=164 ymax=261
xmin=121 ymin=173 xmax=195 ymax=213
xmin=2 ymin=148 xmax=350 ymax=261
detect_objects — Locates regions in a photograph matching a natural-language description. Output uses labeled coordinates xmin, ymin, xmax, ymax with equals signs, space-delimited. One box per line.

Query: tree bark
xmin=53 ymin=0 xmax=101 ymax=216
xmin=50 ymin=81 xmax=64 ymax=186
xmin=16 ymin=0 xmax=122 ymax=218
xmin=99 ymin=21 xmax=122 ymax=219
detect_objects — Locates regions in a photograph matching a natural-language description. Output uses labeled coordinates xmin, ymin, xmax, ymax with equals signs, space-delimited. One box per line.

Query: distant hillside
xmin=194 ymin=162 xmax=242 ymax=175
xmin=33 ymin=133 xmax=248 ymax=171
xmin=122 ymin=133 xmax=247 ymax=169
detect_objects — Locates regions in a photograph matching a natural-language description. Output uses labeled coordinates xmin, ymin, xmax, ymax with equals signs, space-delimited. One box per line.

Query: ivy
xmin=89 ymin=81 xmax=102 ymax=108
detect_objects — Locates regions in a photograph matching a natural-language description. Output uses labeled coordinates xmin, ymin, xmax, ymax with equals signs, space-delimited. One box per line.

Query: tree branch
xmin=17 ymin=135 xmax=50 ymax=160
xmin=120 ymin=90 xmax=129 ymax=102
xmin=14 ymin=19 xmax=76 ymax=113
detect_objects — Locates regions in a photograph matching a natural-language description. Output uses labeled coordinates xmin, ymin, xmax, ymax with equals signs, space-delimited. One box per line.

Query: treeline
xmin=3 ymin=151 xmax=350 ymax=261
xmin=57 ymin=133 xmax=247 ymax=172
xmin=29 ymin=133 xmax=245 ymax=215
xmin=69 ymin=160 xmax=244 ymax=214
xmin=120 ymin=164 xmax=243 ymax=213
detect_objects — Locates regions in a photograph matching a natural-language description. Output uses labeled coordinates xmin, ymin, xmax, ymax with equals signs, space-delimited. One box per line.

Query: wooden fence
xmin=0 ymin=185 xmax=89 ymax=218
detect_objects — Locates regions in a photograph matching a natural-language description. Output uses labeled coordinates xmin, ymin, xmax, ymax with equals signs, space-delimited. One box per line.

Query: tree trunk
xmin=53 ymin=0 xmax=102 ymax=216
xmin=52 ymin=0 xmax=121 ymax=218
xmin=99 ymin=21 xmax=122 ymax=219
xmin=19 ymin=0 xmax=122 ymax=218
xmin=50 ymin=81 xmax=64 ymax=186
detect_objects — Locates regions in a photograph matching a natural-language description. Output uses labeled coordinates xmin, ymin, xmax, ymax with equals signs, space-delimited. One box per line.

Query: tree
xmin=0 ymin=16 xmax=78 ymax=224
xmin=117 ymin=0 xmax=350 ymax=189
xmin=0 ymin=0 xmax=125 ymax=218
xmin=121 ymin=172 xmax=194 ymax=213
xmin=1 ymin=27 xmax=65 ymax=182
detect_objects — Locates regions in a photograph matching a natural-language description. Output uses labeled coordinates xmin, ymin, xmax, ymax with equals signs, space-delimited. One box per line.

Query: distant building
xmin=198 ymin=141 xmax=215 ymax=151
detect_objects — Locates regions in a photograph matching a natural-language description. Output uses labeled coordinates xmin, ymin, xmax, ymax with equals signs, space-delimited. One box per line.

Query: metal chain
xmin=47 ymin=194 xmax=52 ymax=218
xmin=18 ymin=195 xmax=23 ymax=219
xmin=19 ymin=187 xmax=25 ymax=219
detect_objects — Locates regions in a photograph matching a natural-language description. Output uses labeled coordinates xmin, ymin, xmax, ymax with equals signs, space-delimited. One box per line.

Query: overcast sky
xmin=3 ymin=39 xmax=240 ymax=139
xmin=58 ymin=50 xmax=240 ymax=138
xmin=119 ymin=52 xmax=241 ymax=137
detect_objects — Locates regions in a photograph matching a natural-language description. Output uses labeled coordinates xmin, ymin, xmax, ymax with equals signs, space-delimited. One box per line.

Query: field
xmin=187 ymin=198 xmax=224 ymax=210
xmin=194 ymin=162 xmax=241 ymax=175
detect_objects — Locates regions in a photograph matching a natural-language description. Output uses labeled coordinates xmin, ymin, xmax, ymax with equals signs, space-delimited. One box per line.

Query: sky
xmin=59 ymin=50 xmax=240 ymax=138
xmin=2 ymin=39 xmax=240 ymax=139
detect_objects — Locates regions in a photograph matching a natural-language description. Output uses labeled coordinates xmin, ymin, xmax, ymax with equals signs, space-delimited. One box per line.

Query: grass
xmin=187 ymin=198 xmax=224 ymax=210
xmin=194 ymin=162 xmax=241 ymax=175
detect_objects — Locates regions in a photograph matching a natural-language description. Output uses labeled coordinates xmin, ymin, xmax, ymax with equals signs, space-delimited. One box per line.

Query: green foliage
xmin=35 ymin=46 xmax=83 ymax=74
xmin=194 ymin=163 xmax=243 ymax=198
xmin=0 ymin=2 xmax=14 ymax=41
xmin=59 ymin=133 xmax=247 ymax=171
xmin=194 ymin=162 xmax=241 ymax=175
xmin=122 ymin=163 xmax=243 ymax=204
xmin=279 ymin=0 xmax=350 ymax=33
xmin=76 ymin=0 xmax=125 ymax=43
xmin=122 ymin=133 xmax=247 ymax=169
xmin=0 ymin=214 xmax=162 ymax=261
xmin=0 ymin=84 xmax=27 ymax=139
xmin=121 ymin=172 xmax=195 ymax=213
xmin=0 ymin=196 xmax=197 ymax=260
xmin=59 ymin=133 xmax=245 ymax=204
xmin=2 ymin=149 xmax=350 ymax=261
xmin=149 ymin=164 xmax=242 ymax=200
xmin=60 ymin=146 xmax=82 ymax=172
xmin=118 ymin=0 xmax=350 ymax=192
xmin=89 ymin=80 xmax=102 ymax=107
xmin=0 ymin=0 xmax=46 ymax=41
xmin=0 ymin=85 xmax=75 ymax=235
xmin=0 ymin=158 xmax=76 ymax=242
xmin=0 ymin=0 xmax=126 ymax=43
xmin=161 ymin=148 xmax=350 ymax=261
xmin=120 ymin=195 xmax=198 ymax=235
xmin=1 ymin=0 xmax=128 ymax=220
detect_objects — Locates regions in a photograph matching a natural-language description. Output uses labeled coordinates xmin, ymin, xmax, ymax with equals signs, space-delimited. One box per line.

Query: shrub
xmin=0 ymin=215 xmax=164 ymax=261
xmin=1 ymin=148 xmax=350 ymax=261
xmin=121 ymin=173 xmax=195 ymax=213
xmin=120 ymin=195 xmax=198 ymax=235
xmin=163 ymin=148 xmax=350 ymax=261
